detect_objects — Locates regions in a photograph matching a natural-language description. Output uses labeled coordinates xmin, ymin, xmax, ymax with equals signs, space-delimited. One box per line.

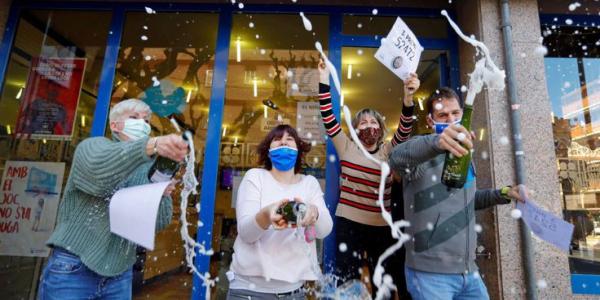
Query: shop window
xmin=0 ymin=9 xmax=111 ymax=299
xmin=212 ymin=13 xmax=329 ymax=297
xmin=343 ymin=15 xmax=448 ymax=39
xmin=108 ymin=12 xmax=219 ymax=299
xmin=544 ymin=22 xmax=600 ymax=276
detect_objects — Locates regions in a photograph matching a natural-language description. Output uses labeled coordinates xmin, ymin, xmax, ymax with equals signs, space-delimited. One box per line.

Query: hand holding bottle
xmin=437 ymin=124 xmax=474 ymax=157
xmin=146 ymin=134 xmax=188 ymax=162
xmin=255 ymin=199 xmax=289 ymax=230
xmin=294 ymin=197 xmax=319 ymax=227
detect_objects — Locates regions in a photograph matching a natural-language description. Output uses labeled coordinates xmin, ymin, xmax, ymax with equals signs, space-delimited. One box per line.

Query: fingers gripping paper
xmin=109 ymin=181 xmax=170 ymax=250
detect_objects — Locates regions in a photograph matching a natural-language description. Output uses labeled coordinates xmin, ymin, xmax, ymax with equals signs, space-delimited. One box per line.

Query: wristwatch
xmin=500 ymin=186 xmax=512 ymax=200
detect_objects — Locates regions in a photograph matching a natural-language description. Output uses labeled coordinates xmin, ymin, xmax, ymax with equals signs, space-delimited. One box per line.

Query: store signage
xmin=15 ymin=57 xmax=86 ymax=140
xmin=374 ymin=17 xmax=423 ymax=81
xmin=261 ymin=117 xmax=290 ymax=132
xmin=297 ymin=101 xmax=326 ymax=143
xmin=0 ymin=161 xmax=65 ymax=257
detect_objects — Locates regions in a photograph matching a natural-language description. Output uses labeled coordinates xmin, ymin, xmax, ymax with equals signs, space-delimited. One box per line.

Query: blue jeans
xmin=38 ymin=248 xmax=133 ymax=300
xmin=405 ymin=267 xmax=490 ymax=300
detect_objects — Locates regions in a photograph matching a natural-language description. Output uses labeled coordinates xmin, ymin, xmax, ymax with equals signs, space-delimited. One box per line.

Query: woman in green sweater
xmin=38 ymin=99 xmax=188 ymax=300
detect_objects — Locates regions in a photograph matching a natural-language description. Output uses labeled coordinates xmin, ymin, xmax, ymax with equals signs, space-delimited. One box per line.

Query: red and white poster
xmin=15 ymin=57 xmax=86 ymax=140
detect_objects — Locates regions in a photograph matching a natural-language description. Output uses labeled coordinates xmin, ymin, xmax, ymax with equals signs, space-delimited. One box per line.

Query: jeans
xmin=405 ymin=267 xmax=490 ymax=300
xmin=38 ymin=248 xmax=133 ymax=300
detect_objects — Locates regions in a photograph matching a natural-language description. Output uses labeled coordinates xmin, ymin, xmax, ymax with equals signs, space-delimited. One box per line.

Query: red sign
xmin=15 ymin=57 xmax=86 ymax=140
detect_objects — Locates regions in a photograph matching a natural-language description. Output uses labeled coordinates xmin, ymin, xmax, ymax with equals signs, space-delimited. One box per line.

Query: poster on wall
xmin=0 ymin=161 xmax=65 ymax=257
xmin=297 ymin=101 xmax=326 ymax=144
xmin=15 ymin=57 xmax=87 ymax=140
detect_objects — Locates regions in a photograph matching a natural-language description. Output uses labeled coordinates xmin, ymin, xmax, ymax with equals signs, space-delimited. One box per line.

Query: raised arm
xmin=391 ymin=73 xmax=420 ymax=146
xmin=318 ymin=60 xmax=350 ymax=154
xmin=388 ymin=134 xmax=446 ymax=180
xmin=70 ymin=137 xmax=152 ymax=198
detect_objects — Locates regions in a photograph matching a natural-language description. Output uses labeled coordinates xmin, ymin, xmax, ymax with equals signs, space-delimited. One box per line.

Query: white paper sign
xmin=0 ymin=161 xmax=65 ymax=257
xmin=109 ymin=181 xmax=170 ymax=250
xmin=517 ymin=200 xmax=574 ymax=252
xmin=297 ymin=101 xmax=326 ymax=144
xmin=374 ymin=17 xmax=423 ymax=81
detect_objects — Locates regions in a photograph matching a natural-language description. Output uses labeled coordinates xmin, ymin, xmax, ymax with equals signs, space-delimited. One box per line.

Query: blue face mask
xmin=432 ymin=119 xmax=461 ymax=134
xmin=268 ymin=146 xmax=298 ymax=171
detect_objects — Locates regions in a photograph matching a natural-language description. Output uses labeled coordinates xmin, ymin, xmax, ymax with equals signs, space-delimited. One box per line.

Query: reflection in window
xmin=342 ymin=15 xmax=448 ymax=39
xmin=108 ymin=12 xmax=219 ymax=299
xmin=0 ymin=9 xmax=111 ymax=299
xmin=545 ymin=22 xmax=600 ymax=275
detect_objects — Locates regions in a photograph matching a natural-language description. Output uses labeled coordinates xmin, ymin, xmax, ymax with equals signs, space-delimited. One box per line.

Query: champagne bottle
xmin=441 ymin=104 xmax=473 ymax=189
xmin=148 ymin=131 xmax=190 ymax=183
xmin=276 ymin=201 xmax=307 ymax=225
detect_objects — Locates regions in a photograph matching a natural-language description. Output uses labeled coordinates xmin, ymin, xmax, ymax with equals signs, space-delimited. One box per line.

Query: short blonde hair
xmin=109 ymin=99 xmax=151 ymax=122
xmin=352 ymin=108 xmax=388 ymax=145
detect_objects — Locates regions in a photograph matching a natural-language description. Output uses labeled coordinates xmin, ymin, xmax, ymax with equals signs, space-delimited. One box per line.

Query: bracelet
xmin=500 ymin=185 xmax=512 ymax=200
xmin=153 ymin=137 xmax=159 ymax=156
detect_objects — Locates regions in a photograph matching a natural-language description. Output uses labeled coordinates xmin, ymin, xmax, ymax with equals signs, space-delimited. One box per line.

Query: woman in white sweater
xmin=227 ymin=124 xmax=333 ymax=299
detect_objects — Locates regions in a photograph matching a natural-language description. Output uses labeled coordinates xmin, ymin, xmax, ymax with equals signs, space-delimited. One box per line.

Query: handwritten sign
xmin=297 ymin=101 xmax=326 ymax=144
xmin=374 ymin=17 xmax=423 ymax=81
xmin=0 ymin=161 xmax=65 ymax=257
xmin=517 ymin=200 xmax=574 ymax=252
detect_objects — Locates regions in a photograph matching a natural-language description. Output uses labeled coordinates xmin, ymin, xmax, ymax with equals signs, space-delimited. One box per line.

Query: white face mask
xmin=121 ymin=118 xmax=151 ymax=140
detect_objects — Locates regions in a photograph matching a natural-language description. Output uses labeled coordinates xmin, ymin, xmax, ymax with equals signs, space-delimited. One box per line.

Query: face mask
xmin=268 ymin=146 xmax=298 ymax=171
xmin=357 ymin=127 xmax=382 ymax=146
xmin=432 ymin=119 xmax=461 ymax=134
xmin=121 ymin=118 xmax=151 ymax=140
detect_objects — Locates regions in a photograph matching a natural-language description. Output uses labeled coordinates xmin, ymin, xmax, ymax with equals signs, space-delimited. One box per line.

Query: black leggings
xmin=333 ymin=216 xmax=410 ymax=298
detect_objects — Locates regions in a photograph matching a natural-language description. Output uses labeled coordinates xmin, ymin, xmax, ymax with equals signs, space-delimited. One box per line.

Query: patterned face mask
xmin=357 ymin=127 xmax=382 ymax=146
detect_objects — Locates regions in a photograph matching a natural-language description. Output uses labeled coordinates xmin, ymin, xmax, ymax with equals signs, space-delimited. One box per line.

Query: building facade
xmin=0 ymin=0 xmax=598 ymax=299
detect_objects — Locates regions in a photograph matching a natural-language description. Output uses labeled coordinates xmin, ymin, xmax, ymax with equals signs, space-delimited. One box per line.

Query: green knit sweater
xmin=47 ymin=136 xmax=173 ymax=277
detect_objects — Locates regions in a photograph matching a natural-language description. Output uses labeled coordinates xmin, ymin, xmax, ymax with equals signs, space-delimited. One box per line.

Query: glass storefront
xmin=0 ymin=9 xmax=112 ymax=299
xmin=544 ymin=20 xmax=600 ymax=275
xmin=108 ymin=11 xmax=219 ymax=299
xmin=0 ymin=3 xmax=458 ymax=299
xmin=210 ymin=13 xmax=329 ymax=298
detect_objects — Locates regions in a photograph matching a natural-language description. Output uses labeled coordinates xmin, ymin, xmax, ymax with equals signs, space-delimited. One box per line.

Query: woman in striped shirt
xmin=317 ymin=59 xmax=419 ymax=295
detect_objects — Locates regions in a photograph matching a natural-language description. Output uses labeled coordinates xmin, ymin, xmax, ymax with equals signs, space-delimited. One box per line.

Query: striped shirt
xmin=319 ymin=83 xmax=415 ymax=226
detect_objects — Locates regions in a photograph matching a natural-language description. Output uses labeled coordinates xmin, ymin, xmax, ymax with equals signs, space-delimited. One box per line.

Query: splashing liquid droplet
xmin=299 ymin=12 xmax=313 ymax=31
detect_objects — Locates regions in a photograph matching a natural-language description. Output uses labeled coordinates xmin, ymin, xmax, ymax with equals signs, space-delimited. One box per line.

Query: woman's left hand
xmin=295 ymin=197 xmax=319 ymax=227
xmin=403 ymin=73 xmax=420 ymax=106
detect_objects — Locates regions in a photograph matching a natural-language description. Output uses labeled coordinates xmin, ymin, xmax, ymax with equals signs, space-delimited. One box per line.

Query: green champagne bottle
xmin=148 ymin=131 xmax=190 ymax=183
xmin=441 ymin=104 xmax=474 ymax=189
xmin=276 ymin=201 xmax=307 ymax=226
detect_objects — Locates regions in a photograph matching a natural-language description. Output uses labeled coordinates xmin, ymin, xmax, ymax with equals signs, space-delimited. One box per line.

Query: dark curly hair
xmin=257 ymin=124 xmax=311 ymax=173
